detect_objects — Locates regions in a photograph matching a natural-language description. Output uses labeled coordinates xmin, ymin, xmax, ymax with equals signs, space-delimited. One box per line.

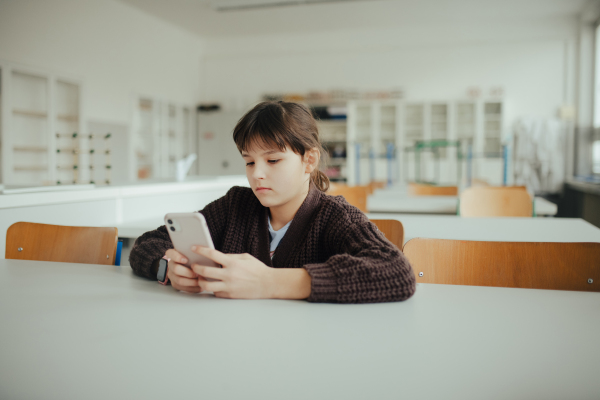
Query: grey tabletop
xmin=0 ymin=259 xmax=599 ymax=400
xmin=363 ymin=215 xmax=600 ymax=244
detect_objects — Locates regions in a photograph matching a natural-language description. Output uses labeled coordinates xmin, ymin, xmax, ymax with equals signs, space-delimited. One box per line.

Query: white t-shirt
xmin=268 ymin=216 xmax=292 ymax=259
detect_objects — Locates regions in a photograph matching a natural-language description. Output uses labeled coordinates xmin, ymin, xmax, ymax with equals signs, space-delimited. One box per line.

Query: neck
xmin=269 ymin=180 xmax=310 ymax=230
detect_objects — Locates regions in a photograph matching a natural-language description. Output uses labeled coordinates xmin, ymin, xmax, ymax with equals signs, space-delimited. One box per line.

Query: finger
xmin=191 ymin=264 xmax=226 ymax=281
xmin=170 ymin=274 xmax=199 ymax=288
xmin=168 ymin=268 xmax=199 ymax=287
xmin=198 ymin=277 xmax=227 ymax=293
xmin=172 ymin=281 xmax=202 ymax=293
xmin=214 ymin=291 xmax=231 ymax=299
xmin=192 ymin=246 xmax=229 ymax=266
xmin=170 ymin=263 xmax=197 ymax=279
xmin=165 ymin=249 xmax=188 ymax=265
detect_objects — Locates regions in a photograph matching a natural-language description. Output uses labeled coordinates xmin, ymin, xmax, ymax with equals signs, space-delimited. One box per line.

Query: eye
xmin=245 ymin=162 xmax=255 ymax=166
xmin=268 ymin=159 xmax=280 ymax=164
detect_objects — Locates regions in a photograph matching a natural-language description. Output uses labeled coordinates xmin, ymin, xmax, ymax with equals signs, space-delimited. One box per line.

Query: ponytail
xmin=311 ymin=170 xmax=330 ymax=193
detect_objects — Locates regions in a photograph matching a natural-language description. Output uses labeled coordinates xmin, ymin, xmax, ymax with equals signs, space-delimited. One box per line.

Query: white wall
xmin=199 ymin=17 xmax=580 ymax=185
xmin=0 ymin=0 xmax=204 ymax=124
xmin=201 ymin=18 xmax=579 ymax=123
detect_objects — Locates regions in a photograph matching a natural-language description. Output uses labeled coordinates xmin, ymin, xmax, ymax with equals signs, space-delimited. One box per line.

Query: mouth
xmin=255 ymin=187 xmax=271 ymax=192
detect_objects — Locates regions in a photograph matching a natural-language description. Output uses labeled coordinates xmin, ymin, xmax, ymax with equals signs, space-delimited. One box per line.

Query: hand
xmin=164 ymin=249 xmax=201 ymax=293
xmin=190 ymin=247 xmax=274 ymax=299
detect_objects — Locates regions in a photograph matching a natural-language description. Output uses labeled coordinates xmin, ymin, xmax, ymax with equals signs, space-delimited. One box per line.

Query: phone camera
xmin=167 ymin=219 xmax=173 ymax=225
xmin=170 ymin=226 xmax=175 ymax=232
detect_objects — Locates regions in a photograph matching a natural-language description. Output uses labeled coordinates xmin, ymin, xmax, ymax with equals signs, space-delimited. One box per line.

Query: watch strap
xmin=158 ymin=256 xmax=170 ymax=285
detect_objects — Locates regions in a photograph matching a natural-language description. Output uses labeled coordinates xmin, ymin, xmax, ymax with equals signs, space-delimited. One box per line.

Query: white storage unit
xmin=341 ymin=98 xmax=505 ymax=186
xmin=317 ymin=119 xmax=348 ymax=182
xmin=0 ymin=61 xmax=85 ymax=186
xmin=131 ymin=97 xmax=195 ymax=181
xmin=197 ymin=110 xmax=245 ymax=177
xmin=346 ymin=100 xmax=404 ymax=186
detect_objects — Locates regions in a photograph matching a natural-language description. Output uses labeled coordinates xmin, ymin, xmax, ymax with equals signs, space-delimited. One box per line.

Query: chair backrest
xmin=370 ymin=219 xmax=404 ymax=250
xmin=328 ymin=182 xmax=347 ymax=193
xmin=367 ymin=181 xmax=386 ymax=195
xmin=460 ymin=186 xmax=532 ymax=217
xmin=328 ymin=185 xmax=369 ymax=212
xmin=408 ymin=182 xmax=458 ymax=196
xmin=403 ymin=238 xmax=600 ymax=292
xmin=6 ymin=222 xmax=119 ymax=265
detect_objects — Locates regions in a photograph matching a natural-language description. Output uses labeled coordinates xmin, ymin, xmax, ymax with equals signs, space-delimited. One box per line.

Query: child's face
xmin=241 ymin=142 xmax=315 ymax=209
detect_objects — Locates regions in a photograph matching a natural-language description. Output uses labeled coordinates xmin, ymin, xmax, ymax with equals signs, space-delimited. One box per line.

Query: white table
xmin=365 ymin=214 xmax=600 ymax=244
xmin=367 ymin=193 xmax=558 ymax=216
xmin=118 ymin=215 xmax=600 ymax=247
xmin=0 ymin=259 xmax=598 ymax=400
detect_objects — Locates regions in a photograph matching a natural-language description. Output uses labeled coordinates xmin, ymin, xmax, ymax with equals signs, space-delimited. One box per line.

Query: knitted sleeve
xmin=128 ymin=224 xmax=173 ymax=280
xmin=303 ymin=204 xmax=416 ymax=304
xmin=128 ymin=187 xmax=235 ymax=280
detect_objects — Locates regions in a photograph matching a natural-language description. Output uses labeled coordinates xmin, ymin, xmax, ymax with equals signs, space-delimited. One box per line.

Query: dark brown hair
xmin=233 ymin=101 xmax=330 ymax=192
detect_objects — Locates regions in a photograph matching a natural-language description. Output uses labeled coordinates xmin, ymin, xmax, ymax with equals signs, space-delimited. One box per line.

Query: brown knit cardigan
xmin=129 ymin=184 xmax=416 ymax=303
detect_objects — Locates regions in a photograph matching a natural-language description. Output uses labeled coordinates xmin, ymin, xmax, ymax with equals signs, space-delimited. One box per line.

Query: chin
xmin=253 ymin=192 xmax=278 ymax=208
xmin=256 ymin=198 xmax=279 ymax=208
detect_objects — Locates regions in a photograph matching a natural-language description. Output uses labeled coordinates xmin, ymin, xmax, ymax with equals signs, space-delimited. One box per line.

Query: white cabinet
xmin=131 ymin=98 xmax=195 ymax=181
xmin=0 ymin=61 xmax=86 ymax=186
xmin=341 ymin=98 xmax=505 ymax=186
xmin=197 ymin=110 xmax=245 ymax=176
xmin=317 ymin=118 xmax=348 ymax=183
xmin=346 ymin=100 xmax=404 ymax=186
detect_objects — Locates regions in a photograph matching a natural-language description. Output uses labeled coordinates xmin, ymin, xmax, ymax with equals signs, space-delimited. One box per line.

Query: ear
xmin=304 ymin=148 xmax=320 ymax=174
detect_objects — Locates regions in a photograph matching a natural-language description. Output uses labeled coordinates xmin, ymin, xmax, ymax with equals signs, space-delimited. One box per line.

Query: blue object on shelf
xmin=386 ymin=143 xmax=394 ymax=186
xmin=115 ymin=239 xmax=123 ymax=266
xmin=355 ymin=143 xmax=361 ymax=185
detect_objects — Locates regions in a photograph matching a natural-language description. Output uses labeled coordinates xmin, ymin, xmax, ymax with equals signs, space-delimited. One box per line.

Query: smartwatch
xmin=157 ymin=256 xmax=170 ymax=285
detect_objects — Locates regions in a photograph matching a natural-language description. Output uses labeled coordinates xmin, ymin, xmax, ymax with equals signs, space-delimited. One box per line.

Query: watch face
xmin=157 ymin=258 xmax=169 ymax=282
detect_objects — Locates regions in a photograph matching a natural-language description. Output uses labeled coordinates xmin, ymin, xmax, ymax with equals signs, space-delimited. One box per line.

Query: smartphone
xmin=164 ymin=212 xmax=220 ymax=271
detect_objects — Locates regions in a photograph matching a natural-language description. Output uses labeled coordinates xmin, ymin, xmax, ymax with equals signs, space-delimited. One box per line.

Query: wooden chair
xmin=403 ymin=238 xmax=600 ymax=292
xmin=460 ymin=186 xmax=532 ymax=217
xmin=328 ymin=182 xmax=347 ymax=193
xmin=367 ymin=181 xmax=386 ymax=195
xmin=328 ymin=185 xmax=369 ymax=213
xmin=408 ymin=182 xmax=458 ymax=196
xmin=370 ymin=219 xmax=404 ymax=250
xmin=471 ymin=178 xmax=490 ymax=187
xmin=6 ymin=222 xmax=119 ymax=265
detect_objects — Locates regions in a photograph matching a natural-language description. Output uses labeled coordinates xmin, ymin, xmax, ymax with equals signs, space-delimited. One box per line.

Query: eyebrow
xmin=241 ymin=150 xmax=282 ymax=158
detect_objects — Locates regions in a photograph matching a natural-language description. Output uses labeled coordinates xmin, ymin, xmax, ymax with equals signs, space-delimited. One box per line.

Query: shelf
xmin=14 ymin=146 xmax=48 ymax=152
xmin=14 ymin=166 xmax=47 ymax=171
xmin=328 ymin=158 xmax=347 ymax=166
xmin=57 ymin=114 xmax=79 ymax=122
xmin=56 ymin=148 xmax=79 ymax=154
xmin=317 ymin=120 xmax=346 ymax=126
xmin=13 ymin=109 xmax=47 ymax=118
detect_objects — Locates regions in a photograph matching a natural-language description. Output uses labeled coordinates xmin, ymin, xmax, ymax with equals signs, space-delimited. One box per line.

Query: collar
xmin=256 ymin=182 xmax=323 ymax=268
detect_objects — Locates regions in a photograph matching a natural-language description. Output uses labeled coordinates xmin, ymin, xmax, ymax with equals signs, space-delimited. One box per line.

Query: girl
xmin=129 ymin=101 xmax=416 ymax=303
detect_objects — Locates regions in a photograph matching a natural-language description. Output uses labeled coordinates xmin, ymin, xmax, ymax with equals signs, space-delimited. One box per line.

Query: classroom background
xmin=1 ymin=0 xmax=600 ymax=263
xmin=1 ymin=1 xmax=600 ymax=399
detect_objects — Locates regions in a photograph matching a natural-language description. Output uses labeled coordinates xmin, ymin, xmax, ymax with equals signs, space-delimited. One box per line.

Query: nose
xmin=251 ymin=161 xmax=266 ymax=180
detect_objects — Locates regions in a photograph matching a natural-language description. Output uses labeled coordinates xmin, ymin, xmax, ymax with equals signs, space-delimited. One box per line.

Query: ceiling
xmin=119 ymin=0 xmax=589 ymax=38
